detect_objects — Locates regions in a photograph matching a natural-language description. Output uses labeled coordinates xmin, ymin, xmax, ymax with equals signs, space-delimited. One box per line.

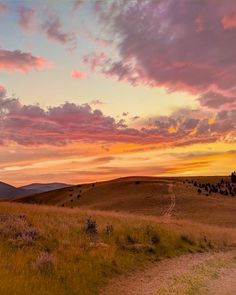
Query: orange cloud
xmin=168 ymin=125 xmax=178 ymax=134
xmin=71 ymin=70 xmax=87 ymax=80
xmin=222 ymin=14 xmax=236 ymax=29
xmin=2 ymin=148 xmax=235 ymax=186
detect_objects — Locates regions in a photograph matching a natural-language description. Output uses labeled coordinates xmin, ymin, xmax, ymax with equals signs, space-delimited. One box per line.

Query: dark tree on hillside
xmin=231 ymin=172 xmax=236 ymax=183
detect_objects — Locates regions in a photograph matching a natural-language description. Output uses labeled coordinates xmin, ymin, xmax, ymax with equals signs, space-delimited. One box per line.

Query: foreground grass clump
xmin=0 ymin=203 xmax=225 ymax=295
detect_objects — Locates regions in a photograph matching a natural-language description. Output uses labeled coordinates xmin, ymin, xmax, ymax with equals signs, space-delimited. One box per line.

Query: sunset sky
xmin=0 ymin=0 xmax=235 ymax=186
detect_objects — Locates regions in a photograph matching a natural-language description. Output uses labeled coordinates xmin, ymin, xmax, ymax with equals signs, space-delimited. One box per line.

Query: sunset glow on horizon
xmin=0 ymin=0 xmax=235 ymax=186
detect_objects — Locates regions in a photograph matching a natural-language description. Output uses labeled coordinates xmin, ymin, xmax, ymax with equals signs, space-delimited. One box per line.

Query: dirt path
xmin=100 ymin=251 xmax=236 ymax=295
xmin=163 ymin=183 xmax=176 ymax=217
xmin=199 ymin=262 xmax=236 ymax=295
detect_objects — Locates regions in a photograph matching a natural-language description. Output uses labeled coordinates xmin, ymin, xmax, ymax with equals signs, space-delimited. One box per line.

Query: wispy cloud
xmin=83 ymin=52 xmax=106 ymax=71
xmin=0 ymin=2 xmax=7 ymax=15
xmin=199 ymin=91 xmax=236 ymax=110
xmin=0 ymin=85 xmax=6 ymax=98
xmin=90 ymin=99 xmax=106 ymax=106
xmin=71 ymin=70 xmax=87 ymax=80
xmin=17 ymin=6 xmax=35 ymax=31
xmin=42 ymin=15 xmax=76 ymax=49
xmin=72 ymin=0 xmax=85 ymax=11
xmin=16 ymin=5 xmax=77 ymax=49
xmin=0 ymin=49 xmax=50 ymax=72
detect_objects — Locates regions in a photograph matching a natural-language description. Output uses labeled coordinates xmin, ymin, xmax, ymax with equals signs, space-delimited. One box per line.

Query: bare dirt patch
xmin=101 ymin=251 xmax=236 ymax=295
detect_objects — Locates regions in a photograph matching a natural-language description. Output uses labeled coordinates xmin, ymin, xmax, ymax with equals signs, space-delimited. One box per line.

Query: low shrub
xmin=104 ymin=224 xmax=114 ymax=236
xmin=84 ymin=218 xmax=97 ymax=234
xmin=180 ymin=234 xmax=195 ymax=246
xmin=33 ymin=251 xmax=55 ymax=274
xmin=0 ymin=213 xmax=40 ymax=248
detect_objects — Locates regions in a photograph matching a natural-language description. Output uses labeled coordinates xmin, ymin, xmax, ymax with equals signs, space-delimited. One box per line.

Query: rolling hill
xmin=16 ymin=177 xmax=169 ymax=210
xmin=5 ymin=176 xmax=236 ymax=295
xmin=16 ymin=176 xmax=236 ymax=227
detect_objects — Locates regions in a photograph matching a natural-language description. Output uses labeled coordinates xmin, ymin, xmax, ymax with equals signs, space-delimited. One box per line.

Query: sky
xmin=0 ymin=0 xmax=235 ymax=186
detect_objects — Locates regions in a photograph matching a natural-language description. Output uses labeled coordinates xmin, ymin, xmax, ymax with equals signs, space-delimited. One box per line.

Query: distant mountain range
xmin=0 ymin=181 xmax=72 ymax=200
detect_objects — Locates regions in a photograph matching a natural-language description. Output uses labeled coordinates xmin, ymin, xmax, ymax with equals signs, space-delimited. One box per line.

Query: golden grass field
xmin=0 ymin=201 xmax=235 ymax=295
xmin=0 ymin=176 xmax=234 ymax=294
xmin=17 ymin=176 xmax=236 ymax=227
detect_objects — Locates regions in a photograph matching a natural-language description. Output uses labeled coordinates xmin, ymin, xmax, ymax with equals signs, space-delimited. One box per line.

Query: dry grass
xmin=16 ymin=176 xmax=236 ymax=229
xmin=173 ymin=180 xmax=236 ymax=227
xmin=0 ymin=201 xmax=232 ymax=295
xmin=10 ymin=176 xmax=236 ymax=294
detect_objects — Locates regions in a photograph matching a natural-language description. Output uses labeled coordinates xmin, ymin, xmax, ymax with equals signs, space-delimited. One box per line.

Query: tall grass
xmin=0 ymin=202 xmax=230 ymax=295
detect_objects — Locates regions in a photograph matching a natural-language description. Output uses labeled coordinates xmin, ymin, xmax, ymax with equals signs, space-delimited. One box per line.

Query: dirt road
xmin=163 ymin=183 xmax=176 ymax=217
xmin=101 ymin=251 xmax=236 ymax=295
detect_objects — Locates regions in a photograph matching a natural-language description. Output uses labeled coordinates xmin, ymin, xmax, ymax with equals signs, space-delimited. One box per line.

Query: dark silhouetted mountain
xmin=0 ymin=181 xmax=72 ymax=199
xmin=19 ymin=183 xmax=72 ymax=193
xmin=0 ymin=181 xmax=35 ymax=199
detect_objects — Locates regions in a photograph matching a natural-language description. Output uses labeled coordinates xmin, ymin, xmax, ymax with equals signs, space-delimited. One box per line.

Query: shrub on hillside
xmin=105 ymin=224 xmax=114 ymax=236
xmin=84 ymin=218 xmax=97 ymax=234
xmin=33 ymin=251 xmax=55 ymax=274
xmin=126 ymin=234 xmax=136 ymax=244
xmin=0 ymin=213 xmax=40 ymax=248
xmin=180 ymin=234 xmax=195 ymax=246
xmin=145 ymin=225 xmax=160 ymax=244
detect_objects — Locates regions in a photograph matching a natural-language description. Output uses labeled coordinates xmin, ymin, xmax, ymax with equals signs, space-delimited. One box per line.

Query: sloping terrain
xmin=16 ymin=176 xmax=236 ymax=227
xmin=16 ymin=177 xmax=171 ymax=213
xmin=5 ymin=177 xmax=236 ymax=295
xmin=0 ymin=201 xmax=225 ymax=295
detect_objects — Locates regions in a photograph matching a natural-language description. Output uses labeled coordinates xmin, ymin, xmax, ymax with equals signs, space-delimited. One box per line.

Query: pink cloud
xmin=71 ymin=70 xmax=87 ymax=80
xmin=17 ymin=6 xmax=35 ymax=31
xmin=0 ymin=90 xmax=235 ymax=147
xmin=0 ymin=2 xmax=7 ymax=14
xmin=222 ymin=13 xmax=236 ymax=29
xmin=0 ymin=85 xmax=6 ymax=98
xmin=199 ymin=91 xmax=236 ymax=110
xmin=90 ymin=99 xmax=106 ymax=106
xmin=73 ymin=0 xmax=85 ymax=10
xmin=42 ymin=16 xmax=76 ymax=49
xmin=194 ymin=16 xmax=203 ymax=33
xmin=83 ymin=52 xmax=106 ymax=71
xmin=81 ymin=27 xmax=113 ymax=47
xmin=92 ymin=0 xmax=236 ymax=100
xmin=16 ymin=7 xmax=76 ymax=49
xmin=0 ymin=49 xmax=50 ymax=72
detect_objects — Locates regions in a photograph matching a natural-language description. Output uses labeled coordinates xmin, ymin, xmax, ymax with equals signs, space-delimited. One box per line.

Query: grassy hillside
xmin=16 ymin=176 xmax=236 ymax=228
xmin=174 ymin=179 xmax=236 ymax=227
xmin=0 ymin=202 xmax=232 ymax=295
